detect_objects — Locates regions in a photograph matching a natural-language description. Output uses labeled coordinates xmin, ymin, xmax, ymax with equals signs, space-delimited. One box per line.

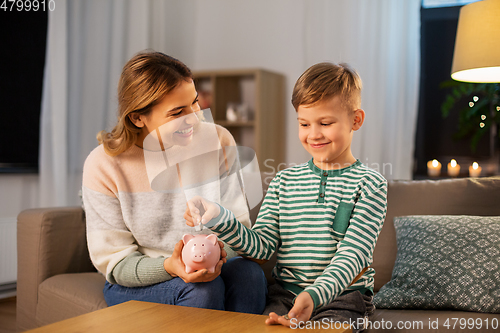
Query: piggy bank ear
xmin=183 ymin=234 xmax=195 ymax=244
xmin=206 ymin=234 xmax=218 ymax=245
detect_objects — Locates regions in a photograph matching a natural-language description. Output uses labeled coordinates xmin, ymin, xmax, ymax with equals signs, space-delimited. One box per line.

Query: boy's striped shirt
xmin=206 ymin=159 xmax=387 ymax=309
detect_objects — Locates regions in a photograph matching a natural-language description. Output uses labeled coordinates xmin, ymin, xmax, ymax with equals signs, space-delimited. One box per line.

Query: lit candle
xmin=427 ymin=159 xmax=441 ymax=177
xmin=469 ymin=162 xmax=482 ymax=177
xmin=447 ymin=159 xmax=461 ymax=177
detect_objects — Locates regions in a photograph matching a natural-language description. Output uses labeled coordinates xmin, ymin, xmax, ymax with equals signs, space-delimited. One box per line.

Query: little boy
xmin=185 ymin=62 xmax=387 ymax=332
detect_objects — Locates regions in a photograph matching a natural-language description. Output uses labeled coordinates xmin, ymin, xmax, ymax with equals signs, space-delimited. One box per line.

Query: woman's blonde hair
xmin=291 ymin=62 xmax=362 ymax=112
xmin=97 ymin=50 xmax=193 ymax=156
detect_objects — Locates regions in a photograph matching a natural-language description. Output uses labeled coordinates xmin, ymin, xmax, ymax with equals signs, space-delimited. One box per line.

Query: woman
xmin=82 ymin=50 xmax=267 ymax=313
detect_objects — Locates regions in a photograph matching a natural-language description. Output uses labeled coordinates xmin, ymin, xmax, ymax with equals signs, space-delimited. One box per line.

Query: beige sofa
xmin=17 ymin=176 xmax=500 ymax=332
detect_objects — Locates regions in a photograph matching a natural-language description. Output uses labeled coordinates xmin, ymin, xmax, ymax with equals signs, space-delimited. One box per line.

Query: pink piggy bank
xmin=182 ymin=234 xmax=221 ymax=274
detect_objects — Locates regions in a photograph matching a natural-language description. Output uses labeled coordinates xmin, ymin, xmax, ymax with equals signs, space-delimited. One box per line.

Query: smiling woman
xmin=97 ymin=52 xmax=195 ymax=156
xmin=129 ymin=80 xmax=201 ymax=149
xmin=82 ymin=50 xmax=267 ymax=315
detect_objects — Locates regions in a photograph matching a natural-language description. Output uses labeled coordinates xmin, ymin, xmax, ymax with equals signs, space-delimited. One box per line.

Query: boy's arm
xmin=190 ymin=175 xmax=282 ymax=261
xmin=302 ymin=180 xmax=388 ymax=309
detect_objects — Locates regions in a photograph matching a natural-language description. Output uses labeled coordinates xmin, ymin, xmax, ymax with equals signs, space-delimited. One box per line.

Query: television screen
xmin=0 ymin=9 xmax=47 ymax=173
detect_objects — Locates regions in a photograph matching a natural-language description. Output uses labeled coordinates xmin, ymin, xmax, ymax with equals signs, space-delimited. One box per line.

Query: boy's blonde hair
xmin=291 ymin=62 xmax=362 ymax=112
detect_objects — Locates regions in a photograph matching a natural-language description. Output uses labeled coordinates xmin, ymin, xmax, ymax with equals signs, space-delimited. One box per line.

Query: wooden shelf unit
xmin=193 ymin=68 xmax=285 ymax=172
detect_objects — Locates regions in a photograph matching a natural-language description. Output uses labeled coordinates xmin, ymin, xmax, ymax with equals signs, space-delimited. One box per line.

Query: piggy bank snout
xmin=191 ymin=246 xmax=206 ymax=262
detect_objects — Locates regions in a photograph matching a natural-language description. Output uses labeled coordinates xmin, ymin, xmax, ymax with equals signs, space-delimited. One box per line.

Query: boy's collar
xmin=307 ymin=158 xmax=361 ymax=177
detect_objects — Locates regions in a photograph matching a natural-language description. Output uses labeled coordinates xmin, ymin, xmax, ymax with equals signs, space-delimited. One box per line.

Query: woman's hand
xmin=163 ymin=239 xmax=227 ymax=283
xmin=184 ymin=196 xmax=221 ymax=227
xmin=265 ymin=292 xmax=314 ymax=327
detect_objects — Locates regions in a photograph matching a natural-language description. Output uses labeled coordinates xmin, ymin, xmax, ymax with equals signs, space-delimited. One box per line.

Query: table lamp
xmin=451 ymin=0 xmax=500 ymax=175
xmin=451 ymin=0 xmax=500 ymax=83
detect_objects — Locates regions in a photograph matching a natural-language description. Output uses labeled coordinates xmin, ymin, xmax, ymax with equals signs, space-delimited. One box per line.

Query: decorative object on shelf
xmin=447 ymin=159 xmax=461 ymax=177
xmin=427 ymin=159 xmax=441 ymax=177
xmin=198 ymin=90 xmax=212 ymax=110
xmin=193 ymin=69 xmax=285 ymax=171
xmin=226 ymin=102 xmax=252 ymax=122
xmin=469 ymin=161 xmax=482 ymax=177
xmin=226 ymin=103 xmax=238 ymax=122
xmin=236 ymin=103 xmax=251 ymax=121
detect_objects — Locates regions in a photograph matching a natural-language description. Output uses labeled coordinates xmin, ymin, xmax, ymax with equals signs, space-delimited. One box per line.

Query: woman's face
xmin=132 ymin=79 xmax=201 ymax=149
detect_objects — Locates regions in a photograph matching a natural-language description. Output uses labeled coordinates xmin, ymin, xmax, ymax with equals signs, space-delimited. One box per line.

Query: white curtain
xmin=39 ymin=0 xmax=197 ymax=207
xmin=39 ymin=0 xmax=420 ymax=207
xmin=303 ymin=0 xmax=421 ymax=180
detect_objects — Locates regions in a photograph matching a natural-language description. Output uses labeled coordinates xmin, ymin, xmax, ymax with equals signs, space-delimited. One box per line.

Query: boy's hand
xmin=184 ymin=196 xmax=220 ymax=227
xmin=265 ymin=292 xmax=314 ymax=327
xmin=163 ymin=240 xmax=227 ymax=283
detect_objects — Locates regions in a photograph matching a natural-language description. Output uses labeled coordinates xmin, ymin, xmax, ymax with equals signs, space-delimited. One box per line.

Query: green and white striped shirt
xmin=206 ymin=159 xmax=387 ymax=309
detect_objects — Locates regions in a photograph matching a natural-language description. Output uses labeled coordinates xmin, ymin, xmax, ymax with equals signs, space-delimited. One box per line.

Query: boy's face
xmin=297 ymin=95 xmax=364 ymax=170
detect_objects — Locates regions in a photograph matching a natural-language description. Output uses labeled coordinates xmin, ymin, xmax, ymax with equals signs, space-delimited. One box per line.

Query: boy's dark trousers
xmin=264 ymin=283 xmax=375 ymax=333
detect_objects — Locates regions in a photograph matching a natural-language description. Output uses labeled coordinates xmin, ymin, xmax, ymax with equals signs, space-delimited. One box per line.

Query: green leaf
xmin=439 ymin=81 xmax=500 ymax=153
xmin=439 ymin=80 xmax=461 ymax=89
xmin=441 ymin=95 xmax=457 ymax=118
xmin=465 ymin=99 xmax=489 ymax=118
xmin=470 ymin=123 xmax=489 ymax=152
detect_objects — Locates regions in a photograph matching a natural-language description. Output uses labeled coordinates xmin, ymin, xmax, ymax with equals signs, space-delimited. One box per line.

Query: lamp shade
xmin=451 ymin=0 xmax=500 ymax=83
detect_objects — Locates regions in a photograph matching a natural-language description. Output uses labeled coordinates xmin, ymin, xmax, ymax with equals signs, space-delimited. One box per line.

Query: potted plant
xmin=441 ymin=81 xmax=500 ymax=155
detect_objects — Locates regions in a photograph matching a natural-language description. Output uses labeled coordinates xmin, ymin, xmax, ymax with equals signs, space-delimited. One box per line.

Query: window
xmin=413 ymin=3 xmax=491 ymax=178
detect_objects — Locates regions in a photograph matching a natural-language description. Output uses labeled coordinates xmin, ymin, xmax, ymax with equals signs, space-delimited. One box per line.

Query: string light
xmin=481 ymin=115 xmax=486 ymax=120
xmin=473 ymin=96 xmax=479 ymax=102
xmin=469 ymin=102 xmax=474 ymax=107
xmin=480 ymin=122 xmax=485 ymax=128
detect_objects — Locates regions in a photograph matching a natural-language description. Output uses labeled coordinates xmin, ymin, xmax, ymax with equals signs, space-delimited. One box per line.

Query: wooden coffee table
xmin=25 ymin=301 xmax=351 ymax=332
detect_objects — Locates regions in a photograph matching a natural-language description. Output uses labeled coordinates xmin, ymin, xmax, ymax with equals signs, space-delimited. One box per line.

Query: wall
xmin=186 ymin=0 xmax=309 ymax=173
xmin=0 ymin=174 xmax=39 ymax=285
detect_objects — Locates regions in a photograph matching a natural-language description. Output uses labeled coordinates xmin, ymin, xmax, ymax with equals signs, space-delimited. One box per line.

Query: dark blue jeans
xmin=103 ymin=256 xmax=267 ymax=314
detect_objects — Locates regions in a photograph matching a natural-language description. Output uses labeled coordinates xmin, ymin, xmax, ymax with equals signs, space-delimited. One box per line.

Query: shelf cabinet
xmin=193 ymin=69 xmax=285 ymax=172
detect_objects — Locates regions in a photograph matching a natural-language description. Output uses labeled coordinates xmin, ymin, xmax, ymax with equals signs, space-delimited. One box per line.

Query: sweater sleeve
xmin=110 ymin=253 xmax=172 ymax=286
xmin=303 ymin=179 xmax=388 ymax=309
xmin=205 ymin=174 xmax=281 ymax=260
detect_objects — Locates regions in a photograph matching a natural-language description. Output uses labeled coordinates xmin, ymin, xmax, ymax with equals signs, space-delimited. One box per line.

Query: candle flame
xmin=472 ymin=162 xmax=479 ymax=170
xmin=432 ymin=159 xmax=439 ymax=167
xmin=451 ymin=159 xmax=457 ymax=167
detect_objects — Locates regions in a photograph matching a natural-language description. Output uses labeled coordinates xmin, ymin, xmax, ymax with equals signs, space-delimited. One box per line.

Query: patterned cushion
xmin=373 ymin=215 xmax=500 ymax=313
